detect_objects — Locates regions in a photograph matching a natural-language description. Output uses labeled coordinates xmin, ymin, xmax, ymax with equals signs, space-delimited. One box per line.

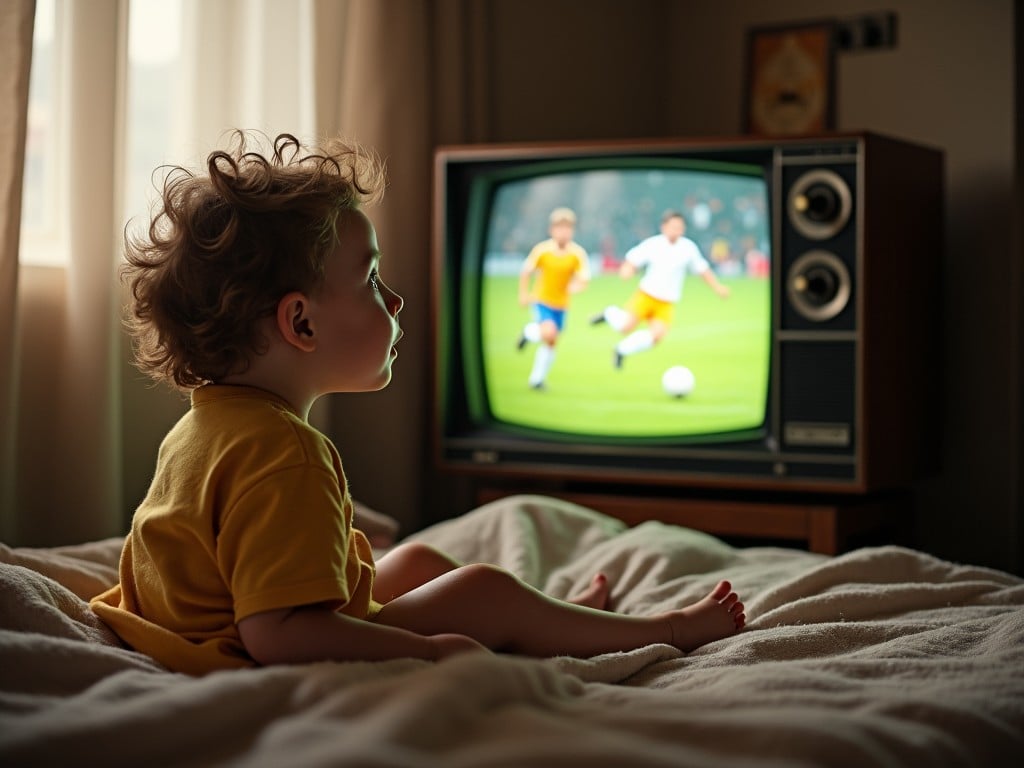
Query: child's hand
xmin=430 ymin=633 xmax=490 ymax=659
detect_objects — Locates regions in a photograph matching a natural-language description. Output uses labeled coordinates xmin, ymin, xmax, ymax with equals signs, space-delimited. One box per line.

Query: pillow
xmin=0 ymin=538 xmax=122 ymax=599
xmin=351 ymin=500 xmax=400 ymax=548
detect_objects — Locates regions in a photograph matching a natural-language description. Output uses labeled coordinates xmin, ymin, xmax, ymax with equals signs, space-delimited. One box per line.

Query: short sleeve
xmin=217 ymin=465 xmax=352 ymax=622
xmin=522 ymin=243 xmax=544 ymax=272
xmin=575 ymin=247 xmax=591 ymax=279
xmin=625 ymin=238 xmax=651 ymax=267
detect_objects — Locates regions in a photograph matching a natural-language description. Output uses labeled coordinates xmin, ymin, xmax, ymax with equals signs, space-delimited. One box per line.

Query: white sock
xmin=523 ymin=322 xmax=541 ymax=343
xmin=529 ymin=344 xmax=555 ymax=386
xmin=604 ymin=305 xmax=631 ymax=333
xmin=617 ymin=329 xmax=654 ymax=356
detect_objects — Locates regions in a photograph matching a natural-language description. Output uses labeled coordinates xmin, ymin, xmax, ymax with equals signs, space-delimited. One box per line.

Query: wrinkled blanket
xmin=1 ymin=495 xmax=1022 ymax=766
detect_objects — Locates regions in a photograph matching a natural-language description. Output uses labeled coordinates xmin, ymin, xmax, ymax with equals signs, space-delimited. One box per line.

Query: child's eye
xmin=369 ymin=270 xmax=381 ymax=290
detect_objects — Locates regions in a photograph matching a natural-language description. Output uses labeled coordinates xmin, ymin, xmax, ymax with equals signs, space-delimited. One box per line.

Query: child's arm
xmin=237 ymin=604 xmax=486 ymax=665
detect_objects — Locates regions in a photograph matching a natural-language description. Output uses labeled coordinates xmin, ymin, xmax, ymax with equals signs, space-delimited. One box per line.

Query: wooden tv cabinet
xmin=474 ymin=486 xmax=910 ymax=556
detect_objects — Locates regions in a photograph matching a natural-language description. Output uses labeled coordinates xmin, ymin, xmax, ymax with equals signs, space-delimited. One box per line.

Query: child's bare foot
xmin=568 ymin=573 xmax=610 ymax=610
xmin=665 ymin=580 xmax=744 ymax=652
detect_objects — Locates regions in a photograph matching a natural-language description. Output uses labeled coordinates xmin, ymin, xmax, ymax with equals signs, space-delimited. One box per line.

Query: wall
xmin=1018 ymin=0 xmax=1024 ymax=577
xmin=484 ymin=0 xmax=670 ymax=141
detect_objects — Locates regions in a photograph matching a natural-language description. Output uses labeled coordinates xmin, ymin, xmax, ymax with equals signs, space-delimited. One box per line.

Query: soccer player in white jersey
xmin=591 ymin=210 xmax=729 ymax=368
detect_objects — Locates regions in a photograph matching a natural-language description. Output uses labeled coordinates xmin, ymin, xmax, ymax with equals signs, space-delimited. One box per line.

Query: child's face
xmin=310 ymin=210 xmax=404 ymax=393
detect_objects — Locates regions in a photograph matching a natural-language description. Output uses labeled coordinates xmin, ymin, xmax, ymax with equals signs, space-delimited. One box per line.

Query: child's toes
xmin=709 ymin=580 xmax=732 ymax=600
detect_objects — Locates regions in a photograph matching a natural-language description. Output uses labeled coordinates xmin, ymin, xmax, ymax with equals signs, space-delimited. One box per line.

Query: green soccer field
xmin=478 ymin=272 xmax=771 ymax=438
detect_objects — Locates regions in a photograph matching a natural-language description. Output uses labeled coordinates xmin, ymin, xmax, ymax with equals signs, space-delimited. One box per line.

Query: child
xmin=91 ymin=133 xmax=745 ymax=676
xmin=515 ymin=207 xmax=590 ymax=389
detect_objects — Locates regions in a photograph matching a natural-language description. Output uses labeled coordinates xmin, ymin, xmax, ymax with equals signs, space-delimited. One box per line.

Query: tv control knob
xmin=788 ymin=169 xmax=852 ymax=240
xmin=793 ymin=264 xmax=840 ymax=306
xmin=794 ymin=183 xmax=841 ymax=223
xmin=787 ymin=250 xmax=851 ymax=322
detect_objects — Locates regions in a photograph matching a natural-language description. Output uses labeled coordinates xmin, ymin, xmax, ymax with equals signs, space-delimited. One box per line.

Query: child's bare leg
xmin=375 ymin=542 xmax=610 ymax=610
xmin=372 ymin=542 xmax=462 ymax=604
xmin=374 ymin=563 xmax=743 ymax=657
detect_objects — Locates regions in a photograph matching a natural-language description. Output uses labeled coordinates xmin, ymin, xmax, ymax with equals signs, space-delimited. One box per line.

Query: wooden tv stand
xmin=475 ymin=486 xmax=910 ymax=556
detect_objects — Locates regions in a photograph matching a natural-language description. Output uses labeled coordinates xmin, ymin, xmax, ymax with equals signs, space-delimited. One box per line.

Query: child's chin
xmin=340 ymin=372 xmax=392 ymax=394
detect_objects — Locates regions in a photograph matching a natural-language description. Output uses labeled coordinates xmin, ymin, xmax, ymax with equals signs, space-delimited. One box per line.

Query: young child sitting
xmin=91 ymin=132 xmax=745 ymax=676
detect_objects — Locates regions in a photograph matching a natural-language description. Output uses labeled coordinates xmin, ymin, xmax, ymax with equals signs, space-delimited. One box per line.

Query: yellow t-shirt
xmin=522 ymin=239 xmax=590 ymax=309
xmin=91 ymin=384 xmax=379 ymax=676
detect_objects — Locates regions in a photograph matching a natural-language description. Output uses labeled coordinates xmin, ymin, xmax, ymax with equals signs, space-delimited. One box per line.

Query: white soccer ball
xmin=662 ymin=365 xmax=695 ymax=398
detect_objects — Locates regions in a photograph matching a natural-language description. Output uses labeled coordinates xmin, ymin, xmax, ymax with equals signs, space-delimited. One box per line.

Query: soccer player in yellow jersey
xmin=516 ymin=207 xmax=591 ymax=389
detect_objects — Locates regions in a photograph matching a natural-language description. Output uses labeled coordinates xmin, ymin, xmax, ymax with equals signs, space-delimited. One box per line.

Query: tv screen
xmin=462 ymin=158 xmax=771 ymax=443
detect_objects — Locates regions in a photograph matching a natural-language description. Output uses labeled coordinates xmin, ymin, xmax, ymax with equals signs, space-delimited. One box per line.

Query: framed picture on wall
xmin=743 ymin=20 xmax=837 ymax=136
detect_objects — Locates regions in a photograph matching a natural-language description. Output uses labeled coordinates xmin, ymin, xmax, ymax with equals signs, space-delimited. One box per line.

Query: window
xmin=123 ymin=0 xmax=183 ymax=240
xmin=19 ymin=0 xmax=62 ymax=265
xmin=19 ymin=0 xmax=184 ymax=265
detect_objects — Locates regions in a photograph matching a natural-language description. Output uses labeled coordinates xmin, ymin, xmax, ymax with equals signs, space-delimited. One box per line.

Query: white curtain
xmin=0 ymin=0 xmax=36 ymax=541
xmin=179 ymin=0 xmax=321 ymax=158
xmin=2 ymin=0 xmax=125 ymax=545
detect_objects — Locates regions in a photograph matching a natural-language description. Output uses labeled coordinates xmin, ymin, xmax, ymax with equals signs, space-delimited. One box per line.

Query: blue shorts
xmin=534 ymin=303 xmax=567 ymax=332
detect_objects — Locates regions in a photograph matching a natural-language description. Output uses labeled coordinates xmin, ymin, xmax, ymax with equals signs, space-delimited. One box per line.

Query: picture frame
xmin=743 ymin=20 xmax=837 ymax=136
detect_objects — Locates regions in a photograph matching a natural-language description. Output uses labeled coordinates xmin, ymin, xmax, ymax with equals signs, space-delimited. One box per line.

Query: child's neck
xmin=220 ymin=349 xmax=317 ymax=421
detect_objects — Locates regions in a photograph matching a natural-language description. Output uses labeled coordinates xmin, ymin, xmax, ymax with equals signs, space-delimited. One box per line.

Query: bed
xmin=2 ymin=494 xmax=1022 ymax=766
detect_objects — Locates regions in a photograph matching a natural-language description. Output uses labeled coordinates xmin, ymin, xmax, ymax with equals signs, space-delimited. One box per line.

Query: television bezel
xmin=431 ymin=133 xmax=943 ymax=495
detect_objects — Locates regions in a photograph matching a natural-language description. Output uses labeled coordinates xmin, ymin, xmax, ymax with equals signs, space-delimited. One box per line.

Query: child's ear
xmin=276 ymin=291 xmax=316 ymax=352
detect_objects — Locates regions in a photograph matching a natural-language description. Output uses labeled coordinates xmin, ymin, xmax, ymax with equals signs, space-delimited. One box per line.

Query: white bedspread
xmin=1 ymin=495 xmax=1022 ymax=766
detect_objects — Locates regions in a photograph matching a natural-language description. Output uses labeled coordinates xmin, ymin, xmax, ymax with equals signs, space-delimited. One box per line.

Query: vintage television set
xmin=431 ymin=133 xmax=943 ymax=508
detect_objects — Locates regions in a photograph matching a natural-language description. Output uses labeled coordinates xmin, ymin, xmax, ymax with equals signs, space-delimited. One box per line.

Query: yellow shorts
xmin=366 ymin=598 xmax=385 ymax=620
xmin=624 ymin=291 xmax=674 ymax=325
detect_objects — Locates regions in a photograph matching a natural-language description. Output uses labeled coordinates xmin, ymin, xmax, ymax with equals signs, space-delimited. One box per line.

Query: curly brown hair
xmin=123 ymin=131 xmax=386 ymax=390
